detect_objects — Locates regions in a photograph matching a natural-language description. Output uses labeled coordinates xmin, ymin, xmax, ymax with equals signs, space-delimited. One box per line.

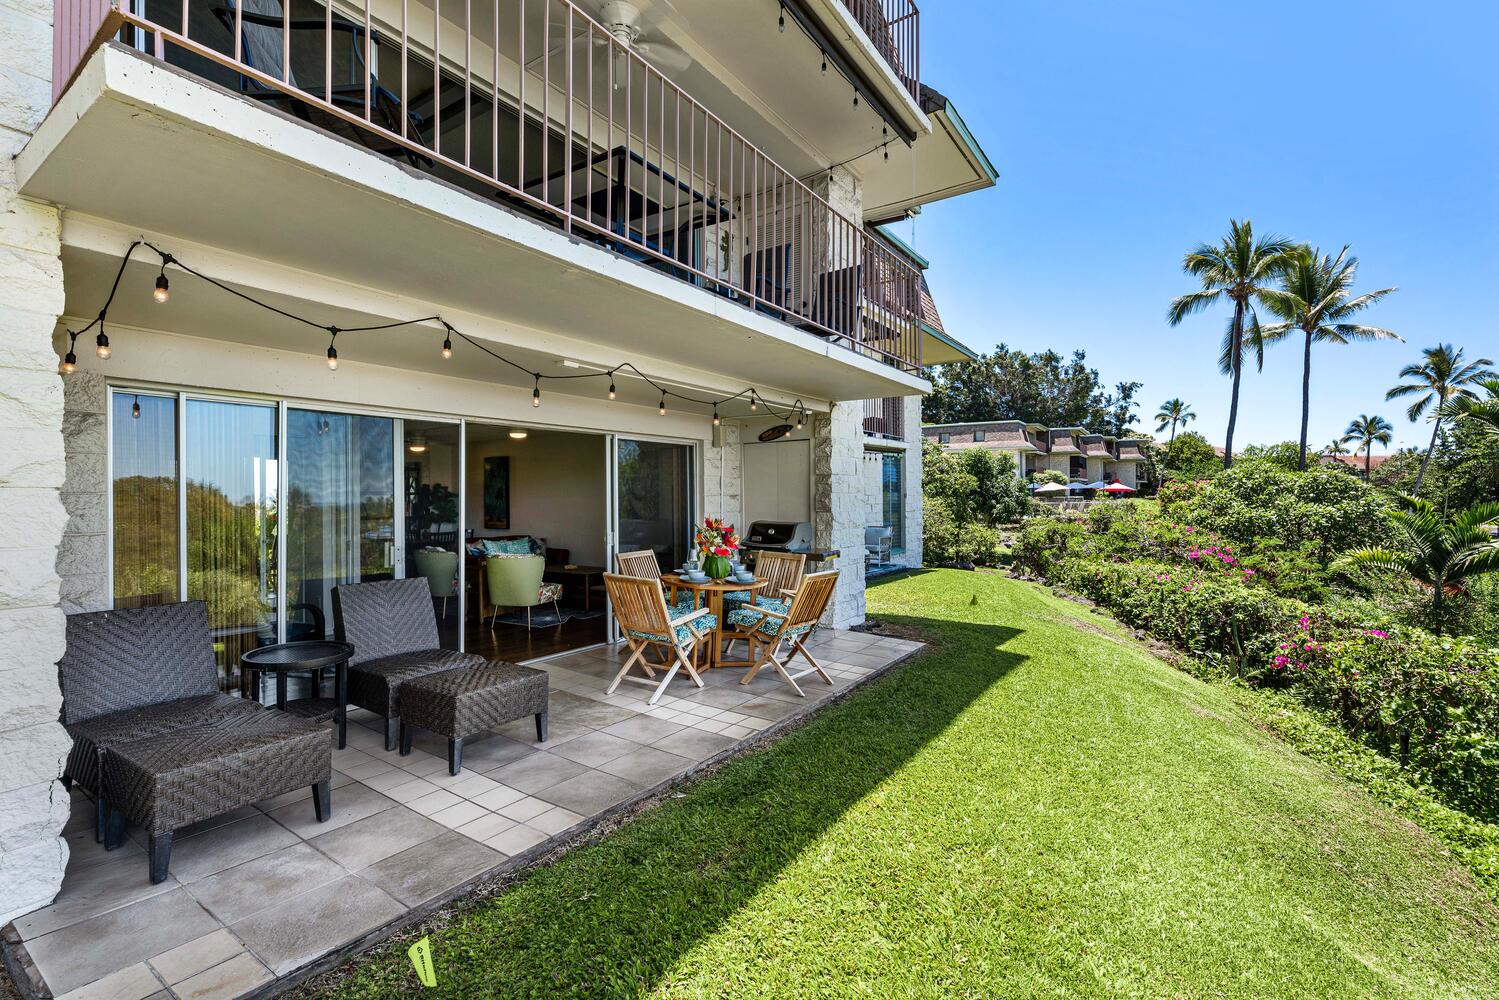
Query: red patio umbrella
xmin=1103 ymin=481 xmax=1135 ymax=494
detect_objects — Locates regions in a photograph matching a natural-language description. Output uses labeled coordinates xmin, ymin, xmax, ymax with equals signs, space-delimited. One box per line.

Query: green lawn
xmin=321 ymin=570 xmax=1499 ymax=999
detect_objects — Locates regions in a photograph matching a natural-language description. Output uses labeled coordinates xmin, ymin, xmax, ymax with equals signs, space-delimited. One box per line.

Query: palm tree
xmin=1441 ymin=376 xmax=1499 ymax=440
xmin=1386 ymin=345 xmax=1495 ymax=493
xmin=1168 ymin=219 xmax=1297 ymax=470
xmin=1154 ymin=399 xmax=1195 ymax=445
xmin=1336 ymin=495 xmax=1499 ymax=632
xmin=1260 ymin=246 xmax=1399 ymax=470
xmin=1340 ymin=413 xmax=1394 ymax=481
xmin=1323 ymin=439 xmax=1350 ymax=458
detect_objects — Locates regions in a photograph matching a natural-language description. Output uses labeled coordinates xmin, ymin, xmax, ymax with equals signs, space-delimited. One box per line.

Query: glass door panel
xmin=403 ymin=420 xmax=462 ymax=651
xmin=616 ymin=438 xmax=692 ymax=571
xmin=185 ymin=399 xmax=278 ymax=691
xmin=285 ymin=409 xmax=395 ymax=640
xmin=111 ymin=391 xmax=179 ymax=609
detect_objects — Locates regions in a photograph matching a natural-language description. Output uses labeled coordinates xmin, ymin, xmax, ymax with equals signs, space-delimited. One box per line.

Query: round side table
xmin=241 ymin=641 xmax=355 ymax=749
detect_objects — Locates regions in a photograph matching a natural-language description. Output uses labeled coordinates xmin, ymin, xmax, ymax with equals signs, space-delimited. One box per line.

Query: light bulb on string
xmin=821 ymin=52 xmax=827 ymax=74
xmin=659 ymin=392 xmax=667 ymax=416
xmin=441 ymin=330 xmax=453 ymax=359
xmin=59 ymin=331 xmax=78 ymax=374
xmin=153 ymin=272 xmax=170 ymax=304
xmin=95 ymin=330 xmax=111 ymax=360
xmin=532 ymin=375 xmax=542 ymax=407
xmin=749 ymin=393 xmax=757 ymax=412
xmin=325 ymin=328 xmax=339 ymax=371
xmin=778 ymin=4 xmax=784 ymax=31
xmin=608 ymin=375 xmax=617 ymax=400
xmin=712 ymin=406 xmax=720 ymax=427
xmin=131 ymin=395 xmax=141 ymax=420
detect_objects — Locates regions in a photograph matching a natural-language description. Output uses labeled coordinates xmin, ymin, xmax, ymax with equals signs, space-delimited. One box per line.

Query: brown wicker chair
xmin=725 ymin=571 xmax=839 ymax=697
xmin=60 ymin=602 xmax=332 ymax=883
xmin=332 ymin=578 xmax=486 ymax=750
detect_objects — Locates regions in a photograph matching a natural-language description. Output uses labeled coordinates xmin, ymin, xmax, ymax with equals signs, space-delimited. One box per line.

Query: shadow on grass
xmin=325 ymin=618 xmax=1025 ymax=999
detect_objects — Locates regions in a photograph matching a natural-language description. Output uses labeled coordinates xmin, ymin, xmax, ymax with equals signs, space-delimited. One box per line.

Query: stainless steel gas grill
xmin=740 ymin=521 xmax=840 ymax=564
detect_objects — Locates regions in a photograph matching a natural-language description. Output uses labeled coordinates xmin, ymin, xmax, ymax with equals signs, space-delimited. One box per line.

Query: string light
xmin=131 ymin=395 xmax=141 ymax=419
xmin=778 ymin=3 xmax=784 ymax=31
xmin=153 ymin=273 xmax=170 ymax=303
xmin=59 ymin=331 xmax=78 ymax=374
xmin=61 ymin=241 xmax=816 ymax=432
xmin=821 ymin=52 xmax=827 ymax=74
xmin=853 ymin=91 xmax=858 ymax=108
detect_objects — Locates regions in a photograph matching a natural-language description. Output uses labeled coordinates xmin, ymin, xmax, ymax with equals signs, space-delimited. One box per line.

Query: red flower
xmin=712 ymin=546 xmax=730 ymax=556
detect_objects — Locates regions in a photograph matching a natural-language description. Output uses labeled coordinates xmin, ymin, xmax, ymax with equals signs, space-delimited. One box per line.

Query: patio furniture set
xmin=54 ymin=555 xmax=834 ymax=887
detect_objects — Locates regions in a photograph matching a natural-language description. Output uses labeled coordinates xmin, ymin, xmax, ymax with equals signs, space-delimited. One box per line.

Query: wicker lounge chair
xmin=332 ymin=578 xmax=486 ymax=750
xmin=60 ymin=602 xmax=332 ymax=883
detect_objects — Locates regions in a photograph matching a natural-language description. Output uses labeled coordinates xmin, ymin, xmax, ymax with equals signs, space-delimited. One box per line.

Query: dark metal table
xmin=240 ymin=641 xmax=355 ymax=749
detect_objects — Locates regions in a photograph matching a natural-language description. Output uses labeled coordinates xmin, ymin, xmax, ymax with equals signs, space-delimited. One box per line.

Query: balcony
xmin=838 ymin=0 xmax=919 ymax=103
xmin=861 ymin=395 xmax=904 ymax=440
xmin=48 ymin=0 xmax=924 ymax=374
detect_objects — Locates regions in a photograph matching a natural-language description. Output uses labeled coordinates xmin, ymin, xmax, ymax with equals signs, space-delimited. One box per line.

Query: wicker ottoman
xmin=103 ymin=712 xmax=332 ymax=883
xmin=398 ymin=662 xmax=550 ymax=774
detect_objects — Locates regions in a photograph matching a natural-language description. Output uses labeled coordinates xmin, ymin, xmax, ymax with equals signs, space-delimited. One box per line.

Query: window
xmin=111 ymin=391 xmax=178 ymax=609
xmin=881 ymin=453 xmax=904 ymax=551
xmin=973 ymin=430 xmax=986 ymax=443
xmin=937 ymin=432 xmax=950 ymax=444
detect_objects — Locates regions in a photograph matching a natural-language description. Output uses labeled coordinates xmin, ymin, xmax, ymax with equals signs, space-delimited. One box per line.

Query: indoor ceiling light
xmin=407 ymin=435 xmax=428 ymax=453
xmin=509 ymin=430 xmax=528 ymax=439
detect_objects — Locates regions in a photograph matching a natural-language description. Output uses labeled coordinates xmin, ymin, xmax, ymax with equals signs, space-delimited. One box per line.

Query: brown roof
xmin=917 ymin=272 xmax=945 ymax=336
xmin=1046 ymin=429 xmax=1080 ymax=454
xmin=1320 ymin=453 xmax=1393 ymax=471
xmin=923 ymin=421 xmax=1039 ymax=451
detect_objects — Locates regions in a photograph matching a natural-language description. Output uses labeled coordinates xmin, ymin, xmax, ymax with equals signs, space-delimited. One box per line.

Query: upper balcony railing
xmin=839 ymin=0 xmax=918 ymax=103
xmin=861 ymin=395 xmax=903 ymax=439
xmin=51 ymin=0 xmax=923 ymax=374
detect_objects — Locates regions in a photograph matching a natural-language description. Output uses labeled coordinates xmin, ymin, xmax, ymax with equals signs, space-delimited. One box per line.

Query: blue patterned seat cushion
xmin=723 ymin=592 xmax=788 ymax=610
xmin=627 ymin=612 xmax=718 ymax=646
xmin=725 ymin=600 xmax=812 ymax=638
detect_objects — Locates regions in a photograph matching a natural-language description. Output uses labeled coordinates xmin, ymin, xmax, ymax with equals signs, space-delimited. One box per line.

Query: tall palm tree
xmin=1386 ymin=345 xmax=1495 ymax=493
xmin=1340 ymin=413 xmax=1394 ymax=481
xmin=1168 ymin=219 xmax=1297 ymax=470
xmin=1323 ymin=439 xmax=1350 ymax=458
xmin=1260 ymin=246 xmax=1399 ymax=470
xmin=1154 ymin=398 xmax=1195 ymax=445
xmin=1441 ymin=376 xmax=1499 ymax=440
xmin=1336 ymin=495 xmax=1499 ymax=632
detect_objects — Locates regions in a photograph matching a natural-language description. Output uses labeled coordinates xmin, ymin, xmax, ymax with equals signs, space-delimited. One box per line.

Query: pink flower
xmin=1298 ymin=616 xmax=1311 ymax=630
xmin=1366 ymin=629 xmax=1389 ymax=639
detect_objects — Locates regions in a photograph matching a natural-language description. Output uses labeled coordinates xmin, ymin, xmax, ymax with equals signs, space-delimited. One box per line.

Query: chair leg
xmin=740 ymin=638 xmax=769 ymax=686
xmin=148 ymin=832 xmax=173 ymax=885
xmin=313 ymin=780 xmax=331 ymax=822
xmin=103 ymin=806 xmax=125 ymax=851
xmin=448 ymin=738 xmax=463 ymax=775
xmin=608 ymin=640 xmax=649 ymax=694
xmin=767 ymin=647 xmax=806 ymax=698
xmin=646 ymin=658 xmax=684 ymax=706
xmin=674 ymin=644 xmax=704 ymax=690
xmin=535 ymin=711 xmax=548 ymax=742
xmin=384 ymin=715 xmax=399 ymax=752
xmin=790 ymin=636 xmax=834 ymax=685
xmin=399 ymin=722 xmax=414 ymax=756
xmin=95 ymin=793 xmax=107 ymax=844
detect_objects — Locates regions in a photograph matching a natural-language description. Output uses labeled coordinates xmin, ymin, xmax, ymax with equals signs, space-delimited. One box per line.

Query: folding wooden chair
xmin=723 ymin=550 xmax=805 ymax=656
xmin=603 ymin=573 xmax=717 ymax=705
xmin=615 ymin=549 xmax=691 ymax=610
xmin=726 ymin=571 xmax=838 ymax=697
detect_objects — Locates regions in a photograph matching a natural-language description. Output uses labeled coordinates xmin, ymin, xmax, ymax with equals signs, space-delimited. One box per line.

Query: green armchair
xmin=485 ymin=554 xmax=564 ymax=629
xmin=414 ymin=549 xmax=459 ymax=617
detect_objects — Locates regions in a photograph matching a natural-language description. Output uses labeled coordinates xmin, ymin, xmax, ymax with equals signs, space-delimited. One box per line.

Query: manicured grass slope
xmin=325 ymin=571 xmax=1499 ymax=999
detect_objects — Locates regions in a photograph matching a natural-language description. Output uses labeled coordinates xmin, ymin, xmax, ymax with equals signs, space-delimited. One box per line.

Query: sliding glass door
xmin=615 ymin=438 xmax=693 ymax=571
xmin=284 ymin=409 xmax=396 ymax=641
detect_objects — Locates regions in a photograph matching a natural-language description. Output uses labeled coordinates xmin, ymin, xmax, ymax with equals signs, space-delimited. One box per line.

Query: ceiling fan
xmin=526 ymin=0 xmax=693 ymax=79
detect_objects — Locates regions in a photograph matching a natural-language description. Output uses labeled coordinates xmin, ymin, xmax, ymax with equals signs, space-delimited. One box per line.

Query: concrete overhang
xmin=863 ymin=87 xmax=997 ymax=221
xmin=19 ymin=44 xmax=928 ymax=405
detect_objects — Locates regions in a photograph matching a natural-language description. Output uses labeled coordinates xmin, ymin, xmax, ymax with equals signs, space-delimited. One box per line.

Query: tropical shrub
xmin=1161 ymin=461 xmax=1390 ymax=562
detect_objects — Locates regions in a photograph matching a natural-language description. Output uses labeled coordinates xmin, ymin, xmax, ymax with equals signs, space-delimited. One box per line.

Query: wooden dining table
xmin=661 ymin=573 xmax=767 ymax=669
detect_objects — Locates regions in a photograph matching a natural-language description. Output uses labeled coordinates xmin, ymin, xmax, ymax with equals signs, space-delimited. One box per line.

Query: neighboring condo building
xmin=924 ymin=421 xmax=1152 ymax=488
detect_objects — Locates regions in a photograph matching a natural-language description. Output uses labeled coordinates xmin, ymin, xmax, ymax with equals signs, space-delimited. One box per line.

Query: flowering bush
xmin=1269 ymin=616 xmax=1499 ymax=822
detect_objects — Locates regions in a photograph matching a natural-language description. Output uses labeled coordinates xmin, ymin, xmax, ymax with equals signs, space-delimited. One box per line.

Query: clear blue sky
xmin=907 ymin=1 xmax=1498 ymax=452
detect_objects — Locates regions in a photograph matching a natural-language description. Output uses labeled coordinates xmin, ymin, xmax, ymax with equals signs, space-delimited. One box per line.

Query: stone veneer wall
xmin=60 ymin=371 xmax=109 ymax=613
xmin=0 ymin=0 xmax=73 ymax=925
xmin=898 ymin=394 xmax=923 ymax=569
xmin=702 ymin=422 xmax=742 ymax=531
xmin=813 ymin=402 xmax=867 ymax=628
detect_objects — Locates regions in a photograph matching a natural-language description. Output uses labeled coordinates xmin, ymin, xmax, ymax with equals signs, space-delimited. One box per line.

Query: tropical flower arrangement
xmin=695 ymin=517 xmax=739 ymax=579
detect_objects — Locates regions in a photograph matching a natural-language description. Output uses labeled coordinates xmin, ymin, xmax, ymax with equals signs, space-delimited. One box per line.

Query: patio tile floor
xmin=4 ymin=628 xmax=921 ymax=1000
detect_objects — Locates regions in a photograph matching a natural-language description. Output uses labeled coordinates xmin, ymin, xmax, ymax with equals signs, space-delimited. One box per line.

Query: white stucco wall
xmin=0 ymin=0 xmax=73 ymax=926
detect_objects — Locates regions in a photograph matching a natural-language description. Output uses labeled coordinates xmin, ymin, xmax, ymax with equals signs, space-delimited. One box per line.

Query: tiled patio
xmin=2 ymin=628 xmax=922 ymax=1000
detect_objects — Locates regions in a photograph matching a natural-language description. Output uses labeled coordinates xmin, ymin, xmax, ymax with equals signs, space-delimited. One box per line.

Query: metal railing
xmin=861 ymin=395 xmax=904 ymax=439
xmin=840 ymin=0 xmax=918 ymax=102
xmin=51 ymin=0 xmax=923 ymax=373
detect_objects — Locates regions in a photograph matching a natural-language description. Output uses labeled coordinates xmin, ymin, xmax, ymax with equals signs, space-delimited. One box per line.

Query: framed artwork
xmin=483 ymin=456 xmax=510 ymax=529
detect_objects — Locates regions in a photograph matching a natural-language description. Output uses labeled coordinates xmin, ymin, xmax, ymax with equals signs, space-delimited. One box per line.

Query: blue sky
xmin=907 ymin=1 xmax=1498 ymax=452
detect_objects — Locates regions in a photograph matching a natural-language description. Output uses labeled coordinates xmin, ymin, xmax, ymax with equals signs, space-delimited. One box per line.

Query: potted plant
xmin=694 ymin=517 xmax=740 ymax=580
